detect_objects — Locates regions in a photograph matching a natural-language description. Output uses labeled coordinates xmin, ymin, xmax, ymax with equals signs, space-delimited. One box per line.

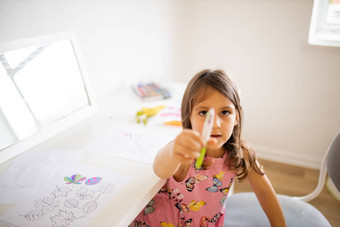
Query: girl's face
xmin=190 ymin=86 xmax=239 ymax=157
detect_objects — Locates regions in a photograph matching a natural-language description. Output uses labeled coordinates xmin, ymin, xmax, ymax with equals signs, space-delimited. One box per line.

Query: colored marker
xmin=195 ymin=108 xmax=215 ymax=168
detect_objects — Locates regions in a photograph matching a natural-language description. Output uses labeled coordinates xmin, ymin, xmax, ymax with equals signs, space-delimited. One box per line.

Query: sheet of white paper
xmin=0 ymin=149 xmax=131 ymax=227
xmin=85 ymin=121 xmax=181 ymax=164
xmin=0 ymin=149 xmax=85 ymax=204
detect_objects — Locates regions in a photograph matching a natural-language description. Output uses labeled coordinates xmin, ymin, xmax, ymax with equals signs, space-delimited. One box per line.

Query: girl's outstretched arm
xmin=247 ymin=164 xmax=287 ymax=227
xmin=153 ymin=129 xmax=204 ymax=180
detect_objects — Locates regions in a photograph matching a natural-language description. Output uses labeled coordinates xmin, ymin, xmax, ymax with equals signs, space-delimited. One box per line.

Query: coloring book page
xmin=0 ymin=149 xmax=131 ymax=227
xmin=0 ymin=149 xmax=85 ymax=204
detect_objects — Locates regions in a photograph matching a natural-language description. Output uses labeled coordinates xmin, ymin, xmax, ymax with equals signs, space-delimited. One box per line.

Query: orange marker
xmin=164 ymin=120 xmax=182 ymax=126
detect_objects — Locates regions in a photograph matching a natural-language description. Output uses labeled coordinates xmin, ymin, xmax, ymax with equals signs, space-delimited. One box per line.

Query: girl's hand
xmin=171 ymin=129 xmax=204 ymax=165
xmin=207 ymin=137 xmax=218 ymax=149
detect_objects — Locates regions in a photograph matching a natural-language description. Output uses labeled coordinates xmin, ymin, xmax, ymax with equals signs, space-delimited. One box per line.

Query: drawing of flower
xmin=64 ymin=174 xmax=86 ymax=184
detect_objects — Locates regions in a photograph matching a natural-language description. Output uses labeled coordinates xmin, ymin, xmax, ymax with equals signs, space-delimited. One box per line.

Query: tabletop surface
xmin=0 ymin=82 xmax=185 ymax=227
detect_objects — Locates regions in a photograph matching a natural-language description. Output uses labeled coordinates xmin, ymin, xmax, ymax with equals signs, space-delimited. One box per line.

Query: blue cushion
xmin=224 ymin=192 xmax=331 ymax=227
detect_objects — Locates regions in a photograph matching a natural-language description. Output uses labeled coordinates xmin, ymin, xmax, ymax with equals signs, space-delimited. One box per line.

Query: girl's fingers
xmin=174 ymin=153 xmax=194 ymax=164
xmin=173 ymin=143 xmax=200 ymax=160
xmin=175 ymin=139 xmax=201 ymax=157
xmin=181 ymin=129 xmax=205 ymax=147
xmin=171 ymin=129 xmax=207 ymax=164
xmin=178 ymin=130 xmax=204 ymax=148
xmin=177 ymin=139 xmax=201 ymax=153
xmin=207 ymin=138 xmax=217 ymax=146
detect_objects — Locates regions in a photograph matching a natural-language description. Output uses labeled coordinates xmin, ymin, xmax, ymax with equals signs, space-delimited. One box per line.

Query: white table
xmin=0 ymin=82 xmax=185 ymax=226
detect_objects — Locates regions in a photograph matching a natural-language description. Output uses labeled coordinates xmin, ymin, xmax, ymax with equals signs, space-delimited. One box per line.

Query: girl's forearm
xmin=153 ymin=142 xmax=181 ymax=179
xmin=248 ymin=171 xmax=286 ymax=227
xmin=258 ymin=190 xmax=286 ymax=227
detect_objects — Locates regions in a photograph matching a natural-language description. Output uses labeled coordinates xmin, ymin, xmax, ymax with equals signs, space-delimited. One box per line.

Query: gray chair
xmin=224 ymin=130 xmax=340 ymax=227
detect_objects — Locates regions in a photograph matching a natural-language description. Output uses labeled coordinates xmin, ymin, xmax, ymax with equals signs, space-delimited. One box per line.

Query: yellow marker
xmin=136 ymin=105 xmax=165 ymax=125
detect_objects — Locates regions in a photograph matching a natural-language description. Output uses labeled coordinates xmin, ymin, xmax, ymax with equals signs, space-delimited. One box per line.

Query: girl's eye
xmin=221 ymin=110 xmax=230 ymax=116
xmin=199 ymin=111 xmax=208 ymax=116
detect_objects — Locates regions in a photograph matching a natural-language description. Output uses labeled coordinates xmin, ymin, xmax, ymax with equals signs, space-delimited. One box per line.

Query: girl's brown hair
xmin=181 ymin=69 xmax=264 ymax=181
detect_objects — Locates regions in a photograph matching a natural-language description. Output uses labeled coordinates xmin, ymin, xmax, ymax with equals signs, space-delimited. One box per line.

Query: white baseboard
xmin=253 ymin=145 xmax=322 ymax=170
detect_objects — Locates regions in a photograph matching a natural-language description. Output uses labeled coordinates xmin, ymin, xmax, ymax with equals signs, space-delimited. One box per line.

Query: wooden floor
xmin=233 ymin=159 xmax=340 ymax=226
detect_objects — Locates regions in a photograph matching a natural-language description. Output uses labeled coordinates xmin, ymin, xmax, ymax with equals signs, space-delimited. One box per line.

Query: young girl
xmin=131 ymin=69 xmax=286 ymax=227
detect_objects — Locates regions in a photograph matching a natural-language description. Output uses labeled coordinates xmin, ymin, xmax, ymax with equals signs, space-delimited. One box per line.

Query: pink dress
xmin=131 ymin=153 xmax=235 ymax=227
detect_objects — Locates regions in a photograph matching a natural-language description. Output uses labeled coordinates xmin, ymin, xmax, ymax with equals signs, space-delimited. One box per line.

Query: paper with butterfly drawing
xmin=0 ymin=149 xmax=85 ymax=204
xmin=0 ymin=149 xmax=131 ymax=227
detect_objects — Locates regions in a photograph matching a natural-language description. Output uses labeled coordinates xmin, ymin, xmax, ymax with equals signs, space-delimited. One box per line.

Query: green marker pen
xmin=195 ymin=108 xmax=215 ymax=168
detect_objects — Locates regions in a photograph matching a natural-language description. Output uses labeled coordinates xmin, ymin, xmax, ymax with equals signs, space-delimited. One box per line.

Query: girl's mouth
xmin=211 ymin=135 xmax=221 ymax=138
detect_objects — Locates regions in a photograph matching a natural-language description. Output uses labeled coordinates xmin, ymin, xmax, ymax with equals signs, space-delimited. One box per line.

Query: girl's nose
xmin=213 ymin=115 xmax=221 ymax=128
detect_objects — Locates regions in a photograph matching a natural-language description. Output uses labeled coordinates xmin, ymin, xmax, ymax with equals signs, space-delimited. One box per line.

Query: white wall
xmin=168 ymin=0 xmax=340 ymax=169
xmin=1 ymin=0 xmax=339 ymax=169
xmin=0 ymin=0 xmax=175 ymax=98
